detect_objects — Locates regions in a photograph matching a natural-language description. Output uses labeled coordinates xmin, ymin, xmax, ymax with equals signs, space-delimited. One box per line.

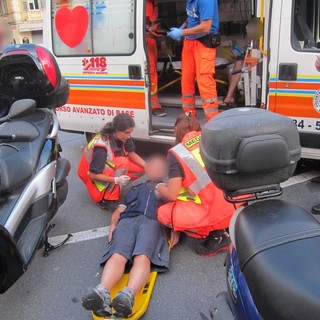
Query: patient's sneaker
xmin=82 ymin=284 xmax=112 ymax=317
xmin=196 ymin=230 xmax=231 ymax=256
xmin=112 ymin=286 xmax=135 ymax=318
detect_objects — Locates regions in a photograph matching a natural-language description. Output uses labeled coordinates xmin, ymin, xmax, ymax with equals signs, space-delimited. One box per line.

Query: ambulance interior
xmin=292 ymin=0 xmax=320 ymax=50
xmin=150 ymin=0 xmax=254 ymax=134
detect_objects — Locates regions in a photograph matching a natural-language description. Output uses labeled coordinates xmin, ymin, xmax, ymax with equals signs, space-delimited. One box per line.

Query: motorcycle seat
xmin=0 ymin=110 xmax=51 ymax=194
xmin=235 ymin=199 xmax=320 ymax=320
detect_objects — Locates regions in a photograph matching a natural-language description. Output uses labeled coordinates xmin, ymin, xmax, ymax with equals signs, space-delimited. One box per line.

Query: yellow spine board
xmin=92 ymin=271 xmax=158 ymax=320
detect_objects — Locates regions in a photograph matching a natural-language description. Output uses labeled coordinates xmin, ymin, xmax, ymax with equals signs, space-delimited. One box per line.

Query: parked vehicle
xmin=43 ymin=0 xmax=320 ymax=158
xmin=0 ymin=44 xmax=70 ymax=294
xmin=200 ymin=107 xmax=320 ymax=319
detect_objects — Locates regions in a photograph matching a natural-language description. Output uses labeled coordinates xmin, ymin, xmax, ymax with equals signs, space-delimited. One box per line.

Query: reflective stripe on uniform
xmin=191 ymin=149 xmax=205 ymax=167
xmin=151 ymin=100 xmax=160 ymax=107
xmin=172 ymin=143 xmax=211 ymax=195
xmin=85 ymin=135 xmax=115 ymax=166
xmin=94 ymin=180 xmax=113 ymax=192
xmin=85 ymin=135 xmax=117 ymax=193
xmin=183 ymin=94 xmax=195 ymax=99
xmin=203 ymin=106 xmax=219 ymax=114
xmin=188 ymin=174 xmax=212 ymax=196
xmin=202 ymin=97 xmax=218 ymax=104
xmin=177 ymin=187 xmax=202 ymax=204
xmin=93 ymin=166 xmax=126 ymax=192
xmin=106 ymin=160 xmax=115 ymax=169
xmin=182 ymin=103 xmax=196 ymax=108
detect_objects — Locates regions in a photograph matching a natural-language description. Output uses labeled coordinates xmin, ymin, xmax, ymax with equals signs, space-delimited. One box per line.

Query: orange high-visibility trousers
xmin=181 ymin=39 xmax=219 ymax=119
xmin=146 ymin=37 xmax=161 ymax=110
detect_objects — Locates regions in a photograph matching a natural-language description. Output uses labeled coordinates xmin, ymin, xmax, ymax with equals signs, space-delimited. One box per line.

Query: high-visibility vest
xmin=171 ymin=132 xmax=211 ymax=198
xmin=78 ymin=134 xmax=126 ymax=202
xmin=158 ymin=131 xmax=235 ymax=237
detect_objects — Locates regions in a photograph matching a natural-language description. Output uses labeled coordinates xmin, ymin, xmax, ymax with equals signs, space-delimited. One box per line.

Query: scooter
xmin=0 ymin=44 xmax=71 ymax=294
xmin=200 ymin=107 xmax=320 ymax=320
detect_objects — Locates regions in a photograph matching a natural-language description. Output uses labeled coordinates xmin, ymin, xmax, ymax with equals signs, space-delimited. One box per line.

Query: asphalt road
xmin=1 ymin=132 xmax=320 ymax=320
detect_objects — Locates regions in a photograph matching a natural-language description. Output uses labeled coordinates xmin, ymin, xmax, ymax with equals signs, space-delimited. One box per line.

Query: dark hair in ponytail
xmin=174 ymin=113 xmax=201 ymax=144
xmin=100 ymin=113 xmax=135 ymax=137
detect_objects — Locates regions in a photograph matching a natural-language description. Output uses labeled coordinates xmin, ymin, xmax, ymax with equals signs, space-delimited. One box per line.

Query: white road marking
xmin=280 ymin=170 xmax=320 ymax=188
xmin=48 ymin=226 xmax=110 ymax=246
xmin=49 ymin=171 xmax=320 ymax=245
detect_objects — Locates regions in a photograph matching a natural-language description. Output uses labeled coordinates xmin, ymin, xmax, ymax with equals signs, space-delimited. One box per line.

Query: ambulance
xmin=43 ymin=0 xmax=320 ymax=158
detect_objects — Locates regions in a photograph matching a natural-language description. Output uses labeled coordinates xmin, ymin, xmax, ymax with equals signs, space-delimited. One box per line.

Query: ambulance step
xmin=151 ymin=106 xmax=206 ymax=132
xmin=158 ymin=94 xmax=203 ymax=109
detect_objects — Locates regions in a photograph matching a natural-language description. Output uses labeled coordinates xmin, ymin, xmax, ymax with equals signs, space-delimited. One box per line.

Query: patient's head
xmin=144 ymin=153 xmax=168 ymax=181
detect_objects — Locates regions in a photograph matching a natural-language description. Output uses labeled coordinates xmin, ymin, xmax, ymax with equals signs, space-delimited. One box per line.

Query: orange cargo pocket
xmin=200 ymin=52 xmax=215 ymax=74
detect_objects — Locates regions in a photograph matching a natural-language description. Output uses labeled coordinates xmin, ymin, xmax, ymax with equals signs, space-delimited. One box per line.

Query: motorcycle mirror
xmin=246 ymin=17 xmax=263 ymax=41
xmin=8 ymin=99 xmax=36 ymax=120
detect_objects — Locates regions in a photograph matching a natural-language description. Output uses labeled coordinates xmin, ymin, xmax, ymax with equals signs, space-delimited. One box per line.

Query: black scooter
xmin=201 ymin=107 xmax=320 ymax=319
xmin=0 ymin=44 xmax=70 ymax=294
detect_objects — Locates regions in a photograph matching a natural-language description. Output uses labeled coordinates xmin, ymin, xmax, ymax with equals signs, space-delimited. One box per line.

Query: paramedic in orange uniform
xmin=168 ymin=0 xmax=220 ymax=119
xmin=156 ymin=113 xmax=235 ymax=255
xmin=78 ymin=114 xmax=145 ymax=211
xmin=146 ymin=0 xmax=166 ymax=117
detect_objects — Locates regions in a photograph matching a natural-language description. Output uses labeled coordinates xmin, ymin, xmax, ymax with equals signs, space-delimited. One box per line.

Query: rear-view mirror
xmin=8 ymin=99 xmax=36 ymax=119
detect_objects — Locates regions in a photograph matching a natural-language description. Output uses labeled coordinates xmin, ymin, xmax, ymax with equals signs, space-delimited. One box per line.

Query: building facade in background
xmin=0 ymin=0 xmax=43 ymax=44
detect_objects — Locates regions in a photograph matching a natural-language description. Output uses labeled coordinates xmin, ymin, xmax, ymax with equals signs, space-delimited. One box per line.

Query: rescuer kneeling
xmin=78 ymin=114 xmax=145 ymax=211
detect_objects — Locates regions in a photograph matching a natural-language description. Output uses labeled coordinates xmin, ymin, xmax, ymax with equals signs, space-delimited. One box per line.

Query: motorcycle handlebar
xmin=0 ymin=134 xmax=27 ymax=141
xmin=0 ymin=134 xmax=15 ymax=140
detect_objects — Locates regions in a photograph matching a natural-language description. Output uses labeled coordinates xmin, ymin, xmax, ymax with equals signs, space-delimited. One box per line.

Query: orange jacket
xmin=158 ymin=131 xmax=235 ymax=237
xmin=78 ymin=134 xmax=125 ymax=202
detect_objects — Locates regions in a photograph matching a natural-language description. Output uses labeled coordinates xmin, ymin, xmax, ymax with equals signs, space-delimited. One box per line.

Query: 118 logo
xmin=82 ymin=57 xmax=108 ymax=74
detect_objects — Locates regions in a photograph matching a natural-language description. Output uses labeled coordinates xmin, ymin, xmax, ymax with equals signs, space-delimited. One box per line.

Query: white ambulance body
xmin=43 ymin=0 xmax=320 ymax=158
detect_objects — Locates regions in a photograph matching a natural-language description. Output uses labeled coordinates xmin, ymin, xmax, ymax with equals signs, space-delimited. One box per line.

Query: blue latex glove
xmin=168 ymin=27 xmax=183 ymax=41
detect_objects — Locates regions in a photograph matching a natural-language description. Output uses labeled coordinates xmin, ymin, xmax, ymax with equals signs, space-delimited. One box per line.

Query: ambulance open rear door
xmin=46 ymin=0 xmax=151 ymax=140
xmin=268 ymin=0 xmax=320 ymax=159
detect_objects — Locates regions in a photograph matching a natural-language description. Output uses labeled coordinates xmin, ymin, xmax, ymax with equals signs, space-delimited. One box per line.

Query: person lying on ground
xmin=81 ymin=154 xmax=170 ymax=318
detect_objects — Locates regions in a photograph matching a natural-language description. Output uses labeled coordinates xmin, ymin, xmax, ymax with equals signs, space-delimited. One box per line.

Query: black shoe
xmin=111 ymin=287 xmax=135 ymax=318
xmin=219 ymin=101 xmax=235 ymax=111
xmin=196 ymin=231 xmax=231 ymax=256
xmin=99 ymin=200 xmax=118 ymax=212
xmin=312 ymin=204 xmax=320 ymax=215
xmin=152 ymin=108 xmax=167 ymax=117
xmin=82 ymin=287 xmax=112 ymax=317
